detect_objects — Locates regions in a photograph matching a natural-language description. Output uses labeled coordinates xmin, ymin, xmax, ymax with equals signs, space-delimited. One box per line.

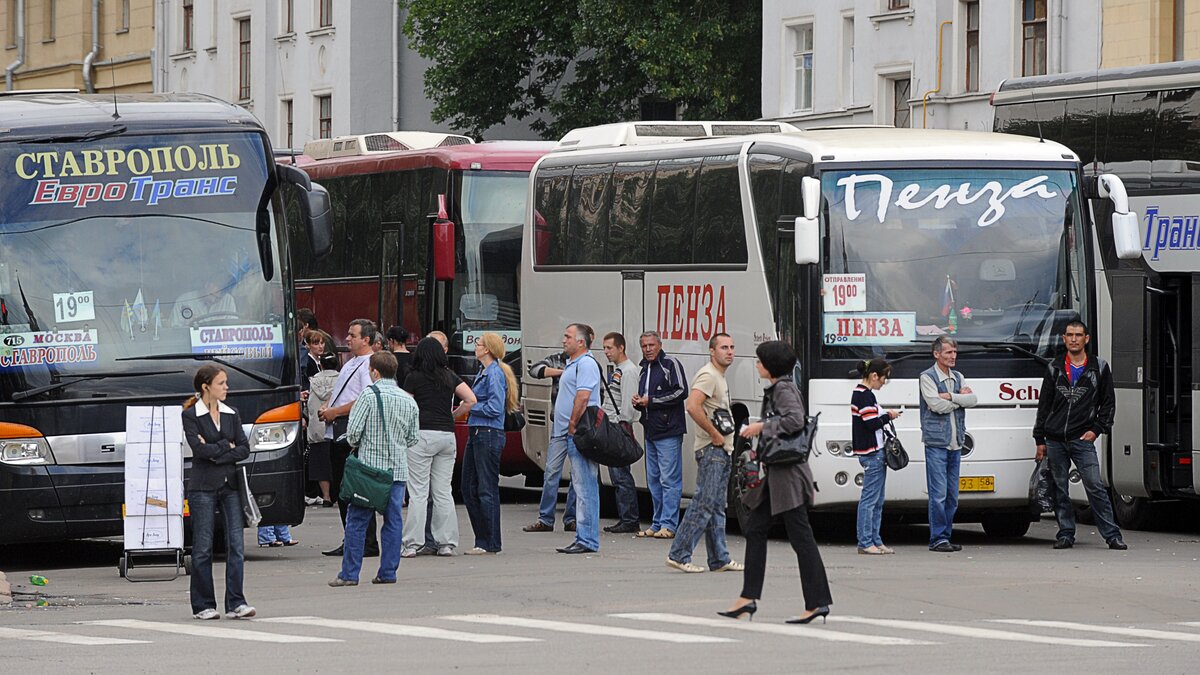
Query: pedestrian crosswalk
xmin=0 ymin=613 xmax=1198 ymax=649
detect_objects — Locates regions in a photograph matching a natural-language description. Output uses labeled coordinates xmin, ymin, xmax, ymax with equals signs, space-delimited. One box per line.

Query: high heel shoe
xmin=786 ymin=606 xmax=830 ymax=625
xmin=717 ymin=600 xmax=757 ymax=621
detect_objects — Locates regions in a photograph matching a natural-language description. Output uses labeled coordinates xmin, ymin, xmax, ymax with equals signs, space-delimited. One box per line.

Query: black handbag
xmin=572 ymin=359 xmax=644 ymax=467
xmin=710 ymin=408 xmax=736 ymax=436
xmin=883 ymin=421 xmax=909 ymax=471
xmin=758 ymin=412 xmax=820 ymax=466
xmin=504 ymin=408 xmax=526 ymax=432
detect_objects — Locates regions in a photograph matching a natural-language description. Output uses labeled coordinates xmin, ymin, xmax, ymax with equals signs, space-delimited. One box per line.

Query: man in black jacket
xmin=1033 ymin=321 xmax=1127 ymax=550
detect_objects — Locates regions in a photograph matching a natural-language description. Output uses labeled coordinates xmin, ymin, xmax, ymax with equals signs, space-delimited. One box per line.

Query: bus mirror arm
xmin=794 ymin=176 xmax=822 ymax=265
xmin=1095 ymin=173 xmax=1142 ymax=261
xmin=278 ymin=163 xmax=334 ymax=260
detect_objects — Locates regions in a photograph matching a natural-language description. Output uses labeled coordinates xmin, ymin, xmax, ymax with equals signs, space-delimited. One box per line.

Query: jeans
xmin=669 ymin=446 xmax=731 ymax=569
xmin=1046 ymin=438 xmax=1122 ymax=542
xmin=463 ymin=427 xmax=504 ymax=552
xmin=741 ymin=500 xmax=832 ymax=610
xmin=645 ymin=435 xmax=684 ymax=532
xmin=925 ymin=446 xmax=961 ymax=547
xmin=341 ymin=481 xmax=406 ymax=582
xmin=856 ymin=450 xmax=887 ymax=549
xmin=563 ymin=435 xmax=600 ymax=551
xmin=403 ymin=430 xmax=459 ymax=551
xmin=189 ymin=486 xmax=248 ymax=614
xmin=256 ymin=525 xmax=293 ymax=545
xmin=537 ymin=435 xmax=578 ymax=527
xmin=609 ymin=464 xmax=640 ymax=526
xmin=331 ymin=440 xmax=378 ymax=548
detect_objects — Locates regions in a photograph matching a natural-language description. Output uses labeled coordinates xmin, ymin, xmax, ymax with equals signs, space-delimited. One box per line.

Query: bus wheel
xmin=980 ymin=513 xmax=1032 ymax=538
xmin=725 ymin=480 xmax=751 ymax=534
xmin=117 ymin=557 xmax=128 ymax=578
xmin=1110 ymin=490 xmax=1155 ymax=530
xmin=182 ymin=555 xmax=192 ymax=576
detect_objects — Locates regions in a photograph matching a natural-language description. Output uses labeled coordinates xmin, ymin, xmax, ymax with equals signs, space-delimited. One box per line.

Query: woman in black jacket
xmin=182 ymin=364 xmax=255 ymax=620
xmin=720 ymin=340 xmax=832 ymax=624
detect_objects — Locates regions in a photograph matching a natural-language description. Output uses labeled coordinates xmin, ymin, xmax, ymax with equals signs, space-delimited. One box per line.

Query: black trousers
xmin=330 ymin=440 xmax=378 ymax=548
xmin=740 ymin=498 xmax=832 ymax=610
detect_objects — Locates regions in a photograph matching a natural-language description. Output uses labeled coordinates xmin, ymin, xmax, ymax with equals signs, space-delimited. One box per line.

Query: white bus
xmin=519 ymin=121 xmax=1139 ymax=537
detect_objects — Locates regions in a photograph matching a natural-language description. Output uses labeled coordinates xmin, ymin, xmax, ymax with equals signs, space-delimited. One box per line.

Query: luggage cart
xmin=120 ymin=405 xmax=188 ymax=582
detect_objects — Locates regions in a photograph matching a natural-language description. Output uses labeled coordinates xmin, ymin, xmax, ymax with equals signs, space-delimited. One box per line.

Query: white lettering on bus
xmin=836 ymin=173 xmax=1058 ymax=227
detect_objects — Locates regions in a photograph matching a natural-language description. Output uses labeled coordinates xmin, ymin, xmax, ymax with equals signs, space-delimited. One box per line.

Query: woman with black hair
xmin=852 ymin=358 xmax=901 ymax=555
xmin=720 ymin=340 xmax=832 ymax=624
xmin=400 ymin=337 xmax=476 ymax=557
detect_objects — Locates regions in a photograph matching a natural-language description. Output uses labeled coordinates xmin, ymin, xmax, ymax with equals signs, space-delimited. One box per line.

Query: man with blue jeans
xmin=329 ymin=351 xmax=421 ymax=586
xmin=918 ymin=336 xmax=977 ymax=553
xmin=524 ymin=351 xmax=577 ymax=533
xmin=555 ymin=323 xmax=603 ymax=554
xmin=1034 ymin=321 xmax=1127 ymax=551
xmin=601 ymin=332 xmax=642 ymax=533
xmin=633 ymin=331 xmax=688 ymax=538
xmin=667 ymin=334 xmax=742 ymax=573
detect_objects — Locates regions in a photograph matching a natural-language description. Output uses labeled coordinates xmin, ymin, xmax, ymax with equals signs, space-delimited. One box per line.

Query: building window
xmin=893 ymin=78 xmax=911 ymax=128
xmin=317 ymin=95 xmax=332 ymax=139
xmin=182 ymin=0 xmax=194 ymax=51
xmin=283 ymin=100 xmax=294 ymax=148
xmin=120 ymin=0 xmax=130 ymax=32
xmin=793 ymin=24 xmax=814 ymax=112
xmin=318 ymin=0 xmax=333 ymax=28
xmin=238 ymin=18 xmax=251 ymax=101
xmin=284 ymin=0 xmax=294 ymax=34
xmin=1021 ymin=0 xmax=1047 ymax=77
xmin=965 ymin=1 xmax=979 ymax=91
xmin=888 ymin=0 xmax=910 ymax=9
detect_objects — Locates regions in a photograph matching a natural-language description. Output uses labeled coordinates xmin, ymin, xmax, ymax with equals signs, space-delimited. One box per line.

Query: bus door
xmin=379 ymin=226 xmax=402 ymax=332
xmin=1142 ymin=275 xmax=1194 ymax=497
xmin=622 ymin=270 xmax=644 ymax=343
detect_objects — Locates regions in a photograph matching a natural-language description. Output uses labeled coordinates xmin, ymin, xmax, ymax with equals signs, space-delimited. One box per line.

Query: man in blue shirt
xmin=554 ymin=323 xmax=603 ymax=554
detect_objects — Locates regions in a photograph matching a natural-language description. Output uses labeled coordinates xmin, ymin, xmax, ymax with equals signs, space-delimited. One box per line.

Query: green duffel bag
xmin=338 ymin=386 xmax=394 ymax=512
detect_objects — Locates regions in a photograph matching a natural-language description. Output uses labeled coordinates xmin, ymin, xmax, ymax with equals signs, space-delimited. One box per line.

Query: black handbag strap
xmin=589 ymin=356 xmax=620 ymax=412
xmin=330 ymin=359 xmax=365 ymax=409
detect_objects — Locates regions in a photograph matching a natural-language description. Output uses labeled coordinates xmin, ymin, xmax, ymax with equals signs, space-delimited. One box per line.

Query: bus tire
xmin=1110 ymin=490 xmax=1155 ymax=530
xmin=118 ymin=557 xmax=128 ymax=578
xmin=980 ymin=513 xmax=1032 ymax=538
xmin=182 ymin=555 xmax=192 ymax=576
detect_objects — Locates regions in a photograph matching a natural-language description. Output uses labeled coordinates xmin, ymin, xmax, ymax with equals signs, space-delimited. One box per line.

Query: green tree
xmin=402 ymin=0 xmax=762 ymax=139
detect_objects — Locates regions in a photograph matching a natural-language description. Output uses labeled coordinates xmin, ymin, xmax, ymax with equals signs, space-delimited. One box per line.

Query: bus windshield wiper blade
xmin=116 ymin=352 xmax=282 ymax=387
xmin=11 ymin=369 xmax=184 ymax=402
xmin=955 ymin=340 xmax=1050 ymax=366
xmin=19 ymin=124 xmax=128 ymax=144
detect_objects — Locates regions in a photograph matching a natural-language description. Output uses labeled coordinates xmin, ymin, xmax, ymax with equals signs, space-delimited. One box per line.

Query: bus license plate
xmin=959 ymin=476 xmax=994 ymax=492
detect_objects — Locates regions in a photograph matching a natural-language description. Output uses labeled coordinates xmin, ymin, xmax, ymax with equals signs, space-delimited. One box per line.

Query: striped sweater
xmin=850 ymin=384 xmax=890 ymax=455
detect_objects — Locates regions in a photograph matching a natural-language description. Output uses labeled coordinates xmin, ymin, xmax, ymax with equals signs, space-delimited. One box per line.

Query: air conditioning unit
xmin=303 ymin=131 xmax=474 ymax=159
xmin=553 ymin=121 xmax=799 ymax=151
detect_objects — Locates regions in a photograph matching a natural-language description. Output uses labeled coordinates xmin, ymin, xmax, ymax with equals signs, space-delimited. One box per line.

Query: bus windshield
xmin=453 ymin=171 xmax=525 ymax=352
xmin=819 ymin=167 xmax=1086 ymax=359
xmin=0 ymin=132 xmax=286 ymax=402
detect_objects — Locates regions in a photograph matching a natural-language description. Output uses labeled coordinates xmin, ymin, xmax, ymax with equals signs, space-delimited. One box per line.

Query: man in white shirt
xmin=602 ymin=332 xmax=642 ymax=534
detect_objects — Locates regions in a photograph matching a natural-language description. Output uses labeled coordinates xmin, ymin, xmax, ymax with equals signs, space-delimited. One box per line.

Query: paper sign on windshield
xmin=190 ymin=324 xmax=283 ymax=360
xmin=0 ymin=329 xmax=99 ymax=368
xmin=822 ymin=274 xmax=866 ymax=312
xmin=822 ymin=312 xmax=916 ymax=346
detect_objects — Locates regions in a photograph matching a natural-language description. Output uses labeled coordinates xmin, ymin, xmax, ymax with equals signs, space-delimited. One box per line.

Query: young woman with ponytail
xmin=851 ymin=358 xmax=901 ymax=556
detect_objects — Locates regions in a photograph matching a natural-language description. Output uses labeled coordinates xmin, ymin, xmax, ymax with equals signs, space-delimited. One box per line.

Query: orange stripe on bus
xmin=255 ymin=402 xmax=301 ymax=424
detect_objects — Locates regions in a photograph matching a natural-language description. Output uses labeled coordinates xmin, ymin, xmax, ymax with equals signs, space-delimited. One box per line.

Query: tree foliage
xmin=402 ymin=0 xmax=762 ymax=139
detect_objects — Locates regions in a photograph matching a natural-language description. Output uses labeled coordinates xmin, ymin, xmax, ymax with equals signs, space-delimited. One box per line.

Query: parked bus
xmin=994 ymin=61 xmax=1198 ymax=528
xmin=0 ymin=92 xmax=332 ymax=545
xmin=520 ymin=120 xmax=1139 ymax=536
xmin=281 ymin=133 xmax=554 ymax=478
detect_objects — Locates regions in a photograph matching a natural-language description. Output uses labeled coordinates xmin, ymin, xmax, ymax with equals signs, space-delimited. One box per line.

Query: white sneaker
xmin=437 ymin=546 xmax=454 ymax=557
xmin=193 ymin=608 xmax=220 ymax=620
xmin=463 ymin=547 xmax=497 ymax=555
xmin=225 ymin=604 xmax=257 ymax=619
xmin=400 ymin=547 xmax=419 ymax=559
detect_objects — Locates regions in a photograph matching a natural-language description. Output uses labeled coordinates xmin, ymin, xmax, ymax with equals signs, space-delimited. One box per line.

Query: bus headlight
xmin=0 ymin=438 xmax=55 ymax=465
xmin=250 ymin=422 xmax=299 ymax=452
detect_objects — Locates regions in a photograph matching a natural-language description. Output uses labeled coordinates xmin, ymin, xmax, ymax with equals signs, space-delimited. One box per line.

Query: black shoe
xmin=322 ymin=545 xmax=344 ymax=557
xmin=949 ymin=543 xmax=963 ymax=552
xmin=364 ymin=545 xmax=380 ymax=558
xmin=930 ymin=541 xmax=956 ymax=553
xmin=556 ymin=542 xmax=595 ymax=554
xmin=717 ymin=600 xmax=757 ymax=621
xmin=564 ymin=521 xmax=577 ymax=532
xmin=786 ymin=606 xmax=830 ymax=625
xmin=1053 ymin=538 xmax=1074 ymax=549
xmin=605 ymin=523 xmax=641 ymax=534
xmin=1107 ymin=537 xmax=1128 ymax=550
xmin=371 ymin=576 xmax=396 ymax=584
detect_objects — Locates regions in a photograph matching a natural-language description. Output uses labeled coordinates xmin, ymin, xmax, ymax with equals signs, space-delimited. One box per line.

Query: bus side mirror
xmin=278 ymin=163 xmax=333 ymax=260
xmin=1096 ymin=173 xmax=1141 ymax=260
xmin=432 ymin=194 xmax=456 ymax=281
xmin=794 ymin=176 xmax=821 ymax=264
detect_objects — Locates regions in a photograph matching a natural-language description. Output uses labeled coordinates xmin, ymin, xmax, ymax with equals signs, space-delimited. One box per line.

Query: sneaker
xmin=666 ymin=558 xmax=705 ymax=573
xmin=328 ymin=577 xmax=358 ymax=587
xmin=415 ymin=546 xmax=438 ymax=557
xmin=304 ymin=496 xmax=321 ymax=506
xmin=193 ymin=608 xmax=220 ymax=620
xmin=713 ymin=560 xmax=744 ymax=572
xmin=400 ymin=547 xmax=419 ymax=559
xmin=464 ymin=547 xmax=497 ymax=555
xmin=225 ymin=604 xmax=257 ymax=619
xmin=437 ymin=546 xmax=454 ymax=557
xmin=522 ymin=521 xmax=553 ymax=533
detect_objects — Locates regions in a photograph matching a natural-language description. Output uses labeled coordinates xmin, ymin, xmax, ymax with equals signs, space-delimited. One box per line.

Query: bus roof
xmin=539 ymin=127 xmax=1078 ymax=166
xmin=283 ymin=140 xmax=556 ymax=179
xmin=992 ymin=59 xmax=1200 ymax=104
xmin=0 ymin=92 xmax=264 ymax=138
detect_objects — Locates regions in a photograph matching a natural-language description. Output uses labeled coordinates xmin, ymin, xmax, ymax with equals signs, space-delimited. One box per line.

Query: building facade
xmin=1102 ymin=0 xmax=1200 ymax=67
xmin=762 ymin=0 xmax=1101 ymax=131
xmin=2 ymin=0 xmax=154 ymax=92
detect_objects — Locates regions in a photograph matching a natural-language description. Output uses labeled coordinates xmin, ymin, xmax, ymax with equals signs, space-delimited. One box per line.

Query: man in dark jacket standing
xmin=632 ymin=330 xmax=688 ymax=538
xmin=1033 ymin=320 xmax=1127 ymax=551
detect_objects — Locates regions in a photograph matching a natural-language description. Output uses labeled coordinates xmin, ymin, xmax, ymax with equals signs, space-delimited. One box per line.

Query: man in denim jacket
xmin=918 ymin=336 xmax=977 ymax=553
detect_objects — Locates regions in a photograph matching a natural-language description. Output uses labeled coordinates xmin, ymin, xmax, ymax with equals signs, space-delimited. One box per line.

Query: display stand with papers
xmin=120 ymin=405 xmax=189 ymax=581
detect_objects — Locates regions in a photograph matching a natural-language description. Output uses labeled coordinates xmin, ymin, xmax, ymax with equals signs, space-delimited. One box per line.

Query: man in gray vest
xmin=919 ymin=336 xmax=977 ymax=553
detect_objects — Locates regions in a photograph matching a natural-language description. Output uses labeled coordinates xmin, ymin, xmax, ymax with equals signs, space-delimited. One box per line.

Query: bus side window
xmin=1152 ymin=88 xmax=1200 ymax=190
xmin=1105 ymin=92 xmax=1157 ymax=192
xmin=533 ymin=166 xmax=573 ymax=266
xmin=695 ymin=155 xmax=747 ymax=265
xmin=608 ymin=161 xmax=654 ymax=266
xmin=648 ymin=157 xmax=700 ymax=265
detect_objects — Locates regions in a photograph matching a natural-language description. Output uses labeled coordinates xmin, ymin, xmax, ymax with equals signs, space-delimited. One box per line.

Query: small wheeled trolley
xmin=120 ymin=405 xmax=188 ymax=583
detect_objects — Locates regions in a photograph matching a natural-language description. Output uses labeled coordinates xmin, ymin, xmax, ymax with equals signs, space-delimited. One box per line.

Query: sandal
xmin=283 ymin=540 xmax=300 ymax=547
xmin=653 ymin=529 xmax=676 ymax=539
xmin=857 ymin=546 xmax=884 ymax=555
xmin=878 ymin=545 xmax=895 ymax=554
xmin=268 ymin=541 xmax=284 ymax=547
xmin=635 ymin=528 xmax=659 ymax=538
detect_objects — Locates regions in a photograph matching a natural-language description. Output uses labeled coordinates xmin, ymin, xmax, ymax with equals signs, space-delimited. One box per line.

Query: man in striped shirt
xmin=330 ymin=351 xmax=421 ymax=586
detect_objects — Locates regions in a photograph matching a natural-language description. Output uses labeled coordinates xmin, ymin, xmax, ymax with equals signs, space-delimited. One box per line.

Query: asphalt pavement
xmin=2 ymin=494 xmax=1199 ymax=673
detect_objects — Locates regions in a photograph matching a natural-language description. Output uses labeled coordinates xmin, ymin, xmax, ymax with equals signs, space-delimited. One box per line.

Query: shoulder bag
xmin=504 ymin=408 xmax=527 ymax=432
xmin=339 ymin=385 xmax=395 ymax=512
xmin=573 ymin=358 xmax=644 ymax=467
xmin=758 ymin=411 xmax=820 ymax=466
xmin=883 ymin=421 xmax=909 ymax=471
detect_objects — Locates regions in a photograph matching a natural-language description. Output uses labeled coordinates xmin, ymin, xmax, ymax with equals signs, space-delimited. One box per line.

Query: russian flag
xmin=941 ymin=276 xmax=954 ymax=317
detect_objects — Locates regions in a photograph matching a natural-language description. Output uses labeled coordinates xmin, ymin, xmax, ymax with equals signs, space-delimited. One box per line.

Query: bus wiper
xmin=19 ymin=124 xmax=128 ymax=144
xmin=11 ymin=370 xmax=184 ymax=402
xmin=115 ymin=352 xmax=282 ymax=387
xmin=955 ymin=340 xmax=1050 ymax=366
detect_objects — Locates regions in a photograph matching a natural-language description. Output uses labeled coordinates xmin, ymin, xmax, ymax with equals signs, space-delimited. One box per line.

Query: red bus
xmin=280 ymin=132 xmax=553 ymax=478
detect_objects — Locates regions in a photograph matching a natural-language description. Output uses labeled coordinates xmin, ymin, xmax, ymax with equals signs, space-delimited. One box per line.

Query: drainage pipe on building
xmin=4 ymin=0 xmax=26 ymax=91
xmin=83 ymin=0 xmax=102 ymax=93
xmin=920 ymin=20 xmax=953 ymax=129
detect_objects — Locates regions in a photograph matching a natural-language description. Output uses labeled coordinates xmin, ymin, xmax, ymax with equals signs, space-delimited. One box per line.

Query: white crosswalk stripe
xmin=1176 ymin=622 xmax=1200 ymax=628
xmin=0 ymin=626 xmax=149 ymax=646
xmin=836 ymin=617 xmax=1146 ymax=648
xmin=80 ymin=619 xmax=341 ymax=643
xmin=993 ymin=620 xmax=1200 ymax=643
xmin=260 ymin=616 xmax=540 ymax=643
xmin=610 ymin=613 xmax=934 ymax=646
xmin=441 ymin=614 xmax=736 ymax=644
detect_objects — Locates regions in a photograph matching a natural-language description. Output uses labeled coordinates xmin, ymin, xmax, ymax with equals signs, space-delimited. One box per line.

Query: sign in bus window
xmin=822 ymin=312 xmax=915 ymax=346
xmin=822 ymin=274 xmax=866 ymax=312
